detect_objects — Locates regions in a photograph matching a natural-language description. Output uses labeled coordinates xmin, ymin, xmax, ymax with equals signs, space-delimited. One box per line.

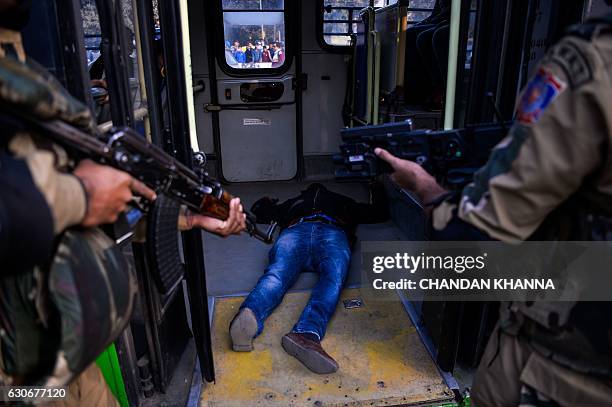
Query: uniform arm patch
xmin=517 ymin=67 xmax=567 ymax=125
xmin=550 ymin=40 xmax=592 ymax=88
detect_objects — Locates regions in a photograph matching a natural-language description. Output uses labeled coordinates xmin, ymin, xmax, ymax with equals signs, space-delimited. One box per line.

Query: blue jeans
xmin=240 ymin=222 xmax=351 ymax=340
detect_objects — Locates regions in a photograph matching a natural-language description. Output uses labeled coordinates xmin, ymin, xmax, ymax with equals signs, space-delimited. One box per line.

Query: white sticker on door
xmin=243 ymin=118 xmax=272 ymax=126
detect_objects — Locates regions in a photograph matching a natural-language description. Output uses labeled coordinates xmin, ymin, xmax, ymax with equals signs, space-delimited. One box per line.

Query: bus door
xmin=209 ymin=0 xmax=298 ymax=182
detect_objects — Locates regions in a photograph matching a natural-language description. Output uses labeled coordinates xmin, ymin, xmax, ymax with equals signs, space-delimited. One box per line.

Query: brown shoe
xmin=281 ymin=332 xmax=339 ymax=374
xmin=229 ymin=308 xmax=258 ymax=352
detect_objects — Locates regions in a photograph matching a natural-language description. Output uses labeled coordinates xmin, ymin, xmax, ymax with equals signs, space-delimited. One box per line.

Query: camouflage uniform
xmin=0 ymin=27 xmax=90 ymax=235
xmin=0 ymin=29 xmax=122 ymax=407
xmin=431 ymin=16 xmax=612 ymax=407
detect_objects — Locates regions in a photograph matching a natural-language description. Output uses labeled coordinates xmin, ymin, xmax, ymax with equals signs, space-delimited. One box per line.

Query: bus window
xmin=405 ymin=0 xmax=437 ymax=23
xmin=322 ymin=0 xmax=369 ymax=47
xmin=321 ymin=0 xmax=435 ymax=48
xmin=221 ymin=0 xmax=286 ymax=70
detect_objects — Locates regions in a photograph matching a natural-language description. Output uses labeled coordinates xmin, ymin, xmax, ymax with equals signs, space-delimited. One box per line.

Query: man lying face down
xmin=229 ymin=183 xmax=388 ymax=374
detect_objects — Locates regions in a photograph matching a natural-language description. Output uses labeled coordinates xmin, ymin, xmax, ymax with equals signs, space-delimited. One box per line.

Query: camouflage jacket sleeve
xmin=8 ymin=134 xmax=87 ymax=234
xmin=0 ymin=42 xmax=95 ymax=234
xmin=433 ymin=34 xmax=610 ymax=242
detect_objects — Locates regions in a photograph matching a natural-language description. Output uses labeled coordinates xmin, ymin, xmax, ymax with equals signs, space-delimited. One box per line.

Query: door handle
xmin=204 ymin=104 xmax=222 ymax=112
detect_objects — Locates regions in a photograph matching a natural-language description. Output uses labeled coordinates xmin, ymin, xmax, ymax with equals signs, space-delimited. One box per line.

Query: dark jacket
xmin=251 ymin=183 xmax=389 ymax=244
xmin=0 ymin=150 xmax=55 ymax=273
xmin=245 ymin=48 xmax=254 ymax=63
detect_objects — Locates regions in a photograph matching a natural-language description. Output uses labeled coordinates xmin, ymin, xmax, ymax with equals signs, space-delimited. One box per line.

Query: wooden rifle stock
xmin=199 ymin=190 xmax=276 ymax=244
xmin=199 ymin=191 xmax=232 ymax=220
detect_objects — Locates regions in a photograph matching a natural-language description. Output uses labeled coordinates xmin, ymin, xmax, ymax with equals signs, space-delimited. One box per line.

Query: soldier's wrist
xmin=415 ymin=181 xmax=448 ymax=206
xmin=73 ymin=173 xmax=90 ymax=223
xmin=53 ymin=173 xmax=89 ymax=232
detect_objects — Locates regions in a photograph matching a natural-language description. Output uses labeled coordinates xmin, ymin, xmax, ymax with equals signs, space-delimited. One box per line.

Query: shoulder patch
xmin=550 ymin=41 xmax=592 ymax=87
xmin=517 ymin=67 xmax=566 ymax=125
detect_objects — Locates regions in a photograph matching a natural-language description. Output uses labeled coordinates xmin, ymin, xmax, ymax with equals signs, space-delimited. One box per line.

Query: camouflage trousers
xmin=471 ymin=325 xmax=612 ymax=407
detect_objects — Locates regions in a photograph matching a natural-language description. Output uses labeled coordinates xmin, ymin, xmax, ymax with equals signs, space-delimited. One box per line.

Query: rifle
xmin=334 ymin=122 xmax=509 ymax=189
xmin=9 ymin=112 xmax=276 ymax=244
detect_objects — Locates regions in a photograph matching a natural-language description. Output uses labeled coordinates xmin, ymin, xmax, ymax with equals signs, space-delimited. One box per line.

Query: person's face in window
xmin=233 ymin=41 xmax=240 ymax=48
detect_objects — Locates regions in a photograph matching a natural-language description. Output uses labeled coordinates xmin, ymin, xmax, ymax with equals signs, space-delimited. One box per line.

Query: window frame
xmin=317 ymin=0 xmax=438 ymax=53
xmin=214 ymin=0 xmax=294 ymax=77
xmin=317 ymin=0 xmax=367 ymax=53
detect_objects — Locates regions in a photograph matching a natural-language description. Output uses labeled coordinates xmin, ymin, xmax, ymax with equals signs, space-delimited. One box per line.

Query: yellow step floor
xmin=201 ymin=288 xmax=453 ymax=407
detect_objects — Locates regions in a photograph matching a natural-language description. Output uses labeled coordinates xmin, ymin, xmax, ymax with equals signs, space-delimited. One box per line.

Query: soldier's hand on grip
xmin=374 ymin=147 xmax=447 ymax=205
xmin=74 ymin=159 xmax=157 ymax=226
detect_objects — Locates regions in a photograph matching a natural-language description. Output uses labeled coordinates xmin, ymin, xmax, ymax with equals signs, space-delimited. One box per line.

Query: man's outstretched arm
xmin=178 ymin=198 xmax=246 ymax=237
